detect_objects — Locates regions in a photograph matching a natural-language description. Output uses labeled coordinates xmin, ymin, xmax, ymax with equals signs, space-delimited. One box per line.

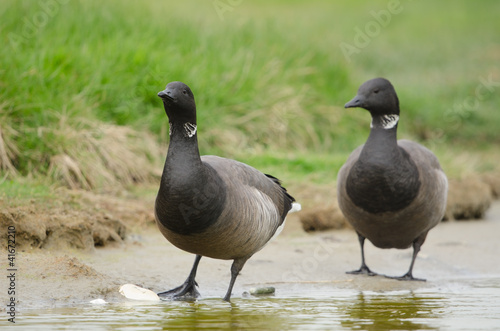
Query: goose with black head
xmin=337 ymin=78 xmax=448 ymax=281
xmin=154 ymin=81 xmax=299 ymax=301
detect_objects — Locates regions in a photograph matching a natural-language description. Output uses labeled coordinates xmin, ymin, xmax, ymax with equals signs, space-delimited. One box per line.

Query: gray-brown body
xmin=338 ymin=139 xmax=448 ymax=249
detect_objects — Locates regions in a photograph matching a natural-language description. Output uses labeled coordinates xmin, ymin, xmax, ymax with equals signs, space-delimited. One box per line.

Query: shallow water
xmin=3 ymin=276 xmax=499 ymax=330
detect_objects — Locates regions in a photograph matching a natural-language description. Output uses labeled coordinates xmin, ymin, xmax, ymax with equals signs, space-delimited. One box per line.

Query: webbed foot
xmin=157 ymin=279 xmax=200 ymax=300
xmin=385 ymin=272 xmax=426 ymax=282
xmin=346 ymin=265 xmax=377 ymax=276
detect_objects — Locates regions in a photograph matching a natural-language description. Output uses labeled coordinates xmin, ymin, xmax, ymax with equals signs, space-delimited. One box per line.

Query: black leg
xmin=158 ymin=255 xmax=202 ymax=300
xmin=223 ymin=258 xmax=248 ymax=302
xmin=347 ymin=233 xmax=377 ymax=276
xmin=387 ymin=240 xmax=426 ymax=281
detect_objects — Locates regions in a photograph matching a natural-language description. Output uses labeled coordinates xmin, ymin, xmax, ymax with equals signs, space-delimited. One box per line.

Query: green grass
xmin=0 ymin=178 xmax=55 ymax=206
xmin=1 ymin=0 xmax=500 ymax=192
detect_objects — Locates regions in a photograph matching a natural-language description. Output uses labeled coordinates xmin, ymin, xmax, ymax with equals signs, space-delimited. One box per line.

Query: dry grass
xmin=0 ymin=110 xmax=19 ymax=177
xmin=41 ymin=115 xmax=164 ymax=190
xmin=200 ymin=87 xmax=339 ymax=156
xmin=2 ymin=98 xmax=165 ymax=190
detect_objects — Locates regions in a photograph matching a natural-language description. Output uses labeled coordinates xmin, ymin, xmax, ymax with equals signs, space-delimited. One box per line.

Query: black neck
xmin=158 ymin=120 xmax=203 ymax=203
xmin=166 ymin=121 xmax=201 ymax=169
xmin=360 ymin=120 xmax=399 ymax=162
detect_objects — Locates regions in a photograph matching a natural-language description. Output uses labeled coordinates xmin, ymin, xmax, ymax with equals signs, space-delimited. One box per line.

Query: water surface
xmin=4 ymin=277 xmax=499 ymax=330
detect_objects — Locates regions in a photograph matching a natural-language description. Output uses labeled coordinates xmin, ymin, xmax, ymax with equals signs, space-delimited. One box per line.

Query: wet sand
xmin=5 ymin=201 xmax=500 ymax=310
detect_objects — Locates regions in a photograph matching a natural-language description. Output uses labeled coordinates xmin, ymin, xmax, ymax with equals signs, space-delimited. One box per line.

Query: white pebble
xmin=119 ymin=284 xmax=161 ymax=301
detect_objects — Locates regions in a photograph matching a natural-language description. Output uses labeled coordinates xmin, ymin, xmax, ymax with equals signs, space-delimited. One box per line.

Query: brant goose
xmin=337 ymin=78 xmax=448 ymax=281
xmin=155 ymin=81 xmax=298 ymax=301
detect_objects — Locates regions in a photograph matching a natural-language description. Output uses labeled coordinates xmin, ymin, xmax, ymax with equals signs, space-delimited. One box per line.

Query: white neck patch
xmin=183 ymin=122 xmax=197 ymax=138
xmin=371 ymin=114 xmax=399 ymax=129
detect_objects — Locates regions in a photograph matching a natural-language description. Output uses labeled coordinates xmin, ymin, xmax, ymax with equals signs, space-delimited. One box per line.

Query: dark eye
xmin=373 ymin=89 xmax=379 ymax=94
xmin=182 ymin=90 xmax=187 ymax=95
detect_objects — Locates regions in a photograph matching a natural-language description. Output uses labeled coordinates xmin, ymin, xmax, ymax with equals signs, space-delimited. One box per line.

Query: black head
xmin=158 ymin=81 xmax=196 ymax=122
xmin=344 ymin=78 xmax=399 ymax=116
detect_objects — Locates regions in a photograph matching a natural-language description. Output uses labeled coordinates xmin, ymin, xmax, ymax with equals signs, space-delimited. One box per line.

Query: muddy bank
xmin=444 ymin=176 xmax=493 ymax=221
xmin=0 ymin=189 xmax=155 ymax=250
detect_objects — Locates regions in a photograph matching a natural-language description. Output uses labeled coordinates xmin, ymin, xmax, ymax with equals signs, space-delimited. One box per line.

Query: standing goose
xmin=337 ymin=78 xmax=447 ymax=281
xmin=155 ymin=81 xmax=298 ymax=301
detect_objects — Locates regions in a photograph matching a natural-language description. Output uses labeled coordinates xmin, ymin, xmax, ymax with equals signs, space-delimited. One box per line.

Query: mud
xmin=0 ymin=190 xmax=154 ymax=250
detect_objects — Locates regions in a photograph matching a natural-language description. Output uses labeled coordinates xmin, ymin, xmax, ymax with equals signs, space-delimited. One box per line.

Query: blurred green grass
xmin=1 ymin=0 xmax=499 ymax=192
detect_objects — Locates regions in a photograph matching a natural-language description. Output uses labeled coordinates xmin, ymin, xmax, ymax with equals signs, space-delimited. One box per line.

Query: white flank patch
xmin=89 ymin=298 xmax=107 ymax=305
xmin=269 ymin=219 xmax=286 ymax=244
xmin=271 ymin=216 xmax=286 ymax=240
xmin=183 ymin=122 xmax=197 ymax=137
xmin=268 ymin=203 xmax=301 ymax=243
xmin=169 ymin=122 xmax=173 ymax=136
xmin=119 ymin=284 xmax=161 ymax=301
xmin=381 ymin=114 xmax=399 ymax=129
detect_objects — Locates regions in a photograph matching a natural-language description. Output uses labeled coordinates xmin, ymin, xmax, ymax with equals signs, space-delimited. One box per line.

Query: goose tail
xmin=289 ymin=202 xmax=302 ymax=213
